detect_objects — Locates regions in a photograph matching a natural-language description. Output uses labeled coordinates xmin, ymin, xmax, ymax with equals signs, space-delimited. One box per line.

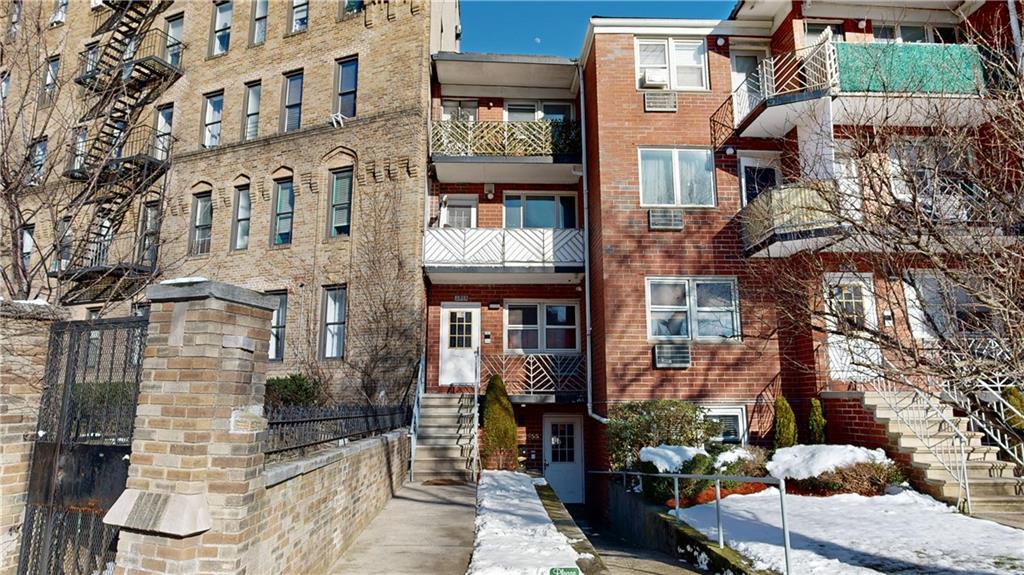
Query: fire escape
xmin=52 ymin=0 xmax=183 ymax=305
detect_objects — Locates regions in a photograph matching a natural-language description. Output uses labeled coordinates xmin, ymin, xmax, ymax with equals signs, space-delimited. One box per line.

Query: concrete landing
xmin=329 ymin=481 xmax=477 ymax=575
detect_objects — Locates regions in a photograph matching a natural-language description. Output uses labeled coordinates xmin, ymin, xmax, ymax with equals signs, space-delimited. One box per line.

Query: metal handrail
xmin=472 ymin=349 xmax=482 ymax=479
xmin=937 ymin=375 xmax=1024 ymax=469
xmin=409 ymin=354 xmax=425 ymax=481
xmin=590 ymin=469 xmax=793 ymax=575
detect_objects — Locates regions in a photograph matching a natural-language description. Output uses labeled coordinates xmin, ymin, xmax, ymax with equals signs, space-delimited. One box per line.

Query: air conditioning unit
xmin=642 ymin=69 xmax=670 ymax=89
xmin=653 ymin=343 xmax=692 ymax=369
xmin=648 ymin=209 xmax=684 ymax=231
xmin=644 ymin=92 xmax=678 ymax=113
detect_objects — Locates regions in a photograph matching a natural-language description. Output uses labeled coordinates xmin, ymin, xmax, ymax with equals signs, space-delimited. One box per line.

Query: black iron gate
xmin=18 ymin=317 xmax=148 ymax=575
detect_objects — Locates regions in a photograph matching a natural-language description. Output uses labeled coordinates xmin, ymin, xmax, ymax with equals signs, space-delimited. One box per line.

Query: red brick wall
xmin=821 ymin=394 xmax=911 ymax=469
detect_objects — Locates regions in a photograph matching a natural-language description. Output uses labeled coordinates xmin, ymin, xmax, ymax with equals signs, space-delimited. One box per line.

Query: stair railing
xmin=409 ymin=353 xmax=425 ymax=481
xmin=471 ymin=349 xmax=481 ymax=480
xmin=937 ymin=376 xmax=1024 ymax=471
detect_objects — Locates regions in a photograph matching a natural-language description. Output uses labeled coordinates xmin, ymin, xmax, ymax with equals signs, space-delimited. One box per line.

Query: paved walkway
xmin=570 ymin=512 xmax=704 ymax=575
xmin=329 ymin=482 xmax=477 ymax=575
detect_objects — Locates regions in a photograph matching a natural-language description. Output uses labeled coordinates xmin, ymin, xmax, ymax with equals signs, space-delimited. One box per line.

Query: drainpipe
xmin=577 ymin=62 xmax=608 ymax=425
xmin=1007 ymin=0 xmax=1024 ymax=75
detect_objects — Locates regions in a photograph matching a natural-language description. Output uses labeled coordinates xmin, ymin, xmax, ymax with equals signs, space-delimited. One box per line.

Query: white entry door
xmin=824 ymin=273 xmax=881 ymax=381
xmin=439 ymin=303 xmax=480 ymax=386
xmin=543 ymin=415 xmax=584 ymax=504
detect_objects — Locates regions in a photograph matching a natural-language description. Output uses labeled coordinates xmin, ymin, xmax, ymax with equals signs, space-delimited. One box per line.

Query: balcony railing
xmin=52 ymin=232 xmax=156 ymax=280
xmin=423 ymin=228 xmax=585 ymax=268
xmin=75 ymin=28 xmax=184 ymax=91
xmin=480 ymin=352 xmax=585 ymax=399
xmin=431 ymin=120 xmax=581 ymax=158
xmin=739 ymin=183 xmax=842 ymax=253
xmin=65 ymin=125 xmax=175 ymax=182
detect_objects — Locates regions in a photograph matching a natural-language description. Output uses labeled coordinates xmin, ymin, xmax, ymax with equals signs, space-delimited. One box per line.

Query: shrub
xmin=772 ymin=395 xmax=798 ymax=449
xmin=1003 ymin=386 xmax=1024 ymax=431
xmin=808 ymin=398 xmax=827 ymax=445
xmin=265 ymin=373 xmax=325 ymax=406
xmin=481 ymin=375 xmax=518 ymax=469
xmin=791 ymin=461 xmax=904 ymax=496
xmin=607 ymin=400 xmax=721 ymax=470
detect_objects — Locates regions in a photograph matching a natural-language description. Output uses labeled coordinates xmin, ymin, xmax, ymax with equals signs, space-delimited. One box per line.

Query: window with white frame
xmin=805 ymin=22 xmax=844 ymax=43
xmin=336 ymin=57 xmax=358 ymax=118
xmin=639 ymin=148 xmax=715 ymax=207
xmin=328 ymin=168 xmax=352 ymax=237
xmin=872 ymin=23 xmax=958 ymax=44
xmin=165 ymin=15 xmax=183 ymax=66
xmin=202 ymin=91 xmax=223 ymax=148
xmin=50 ymin=0 xmax=67 ymax=24
xmin=646 ymin=277 xmax=741 ymax=340
xmin=738 ymin=153 xmax=781 ymax=205
xmin=210 ymin=1 xmax=232 ymax=56
xmin=504 ymin=193 xmax=576 ymax=229
xmin=251 ymin=0 xmax=268 ymax=45
xmin=282 ymin=71 xmax=303 ymax=132
xmin=267 ymin=291 xmax=286 ymax=361
xmin=705 ymin=406 xmax=747 ymax=445
xmin=505 ymin=302 xmax=579 ymax=353
xmin=29 ymin=138 xmax=47 ymax=182
xmin=289 ymin=0 xmax=308 ymax=33
xmin=232 ymin=185 xmax=251 ymax=250
xmin=19 ymin=225 xmax=33 ymax=270
xmin=272 ymin=179 xmax=294 ymax=245
xmin=43 ymin=56 xmax=59 ymax=100
xmin=242 ymin=81 xmax=260 ymax=141
xmin=189 ymin=193 xmax=212 ymax=255
xmin=322 ymin=286 xmax=347 ymax=359
xmin=635 ymin=38 xmax=708 ymax=90
xmin=441 ymin=196 xmax=476 ymax=228
xmin=504 ymin=101 xmax=573 ymax=122
xmin=903 ymin=272 xmax=997 ymax=339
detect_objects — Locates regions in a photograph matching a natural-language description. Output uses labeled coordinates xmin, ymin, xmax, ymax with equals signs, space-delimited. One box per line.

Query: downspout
xmin=577 ymin=62 xmax=608 ymax=425
xmin=1007 ymin=0 xmax=1024 ymax=75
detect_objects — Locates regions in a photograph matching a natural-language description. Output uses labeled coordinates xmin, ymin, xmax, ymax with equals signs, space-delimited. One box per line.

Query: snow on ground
xmin=714 ymin=448 xmax=753 ymax=469
xmin=639 ymin=445 xmax=708 ymax=472
xmin=674 ymin=488 xmax=1024 ymax=574
xmin=466 ymin=471 xmax=580 ymax=575
xmin=766 ymin=444 xmax=890 ymax=480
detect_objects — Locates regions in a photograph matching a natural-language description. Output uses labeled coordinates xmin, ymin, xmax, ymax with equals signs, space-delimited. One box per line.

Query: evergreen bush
xmin=808 ymin=398 xmax=827 ymax=444
xmin=773 ymin=395 xmax=798 ymax=449
xmin=265 ymin=373 xmax=324 ymax=406
xmin=1003 ymin=386 xmax=1024 ymax=431
xmin=481 ymin=375 xmax=518 ymax=469
xmin=606 ymin=400 xmax=721 ymax=470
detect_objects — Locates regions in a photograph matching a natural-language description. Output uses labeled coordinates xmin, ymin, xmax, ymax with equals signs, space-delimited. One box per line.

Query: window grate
xmin=653 ymin=343 xmax=692 ymax=369
xmin=644 ymin=91 xmax=678 ymax=112
xmin=648 ymin=208 xmax=684 ymax=230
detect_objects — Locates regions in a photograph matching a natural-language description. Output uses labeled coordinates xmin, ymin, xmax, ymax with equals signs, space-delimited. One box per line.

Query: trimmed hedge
xmin=773 ymin=395 xmax=798 ymax=449
xmin=607 ymin=400 xmax=721 ymax=470
xmin=808 ymin=398 xmax=827 ymax=445
xmin=482 ymin=375 xmax=518 ymax=469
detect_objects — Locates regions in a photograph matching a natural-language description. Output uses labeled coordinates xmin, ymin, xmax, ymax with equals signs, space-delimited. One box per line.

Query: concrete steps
xmin=412 ymin=393 xmax=477 ymax=483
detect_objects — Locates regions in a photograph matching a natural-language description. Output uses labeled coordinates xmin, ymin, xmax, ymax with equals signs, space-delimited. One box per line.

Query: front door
xmin=439 ymin=303 xmax=480 ymax=386
xmin=543 ymin=415 xmax=584 ymax=503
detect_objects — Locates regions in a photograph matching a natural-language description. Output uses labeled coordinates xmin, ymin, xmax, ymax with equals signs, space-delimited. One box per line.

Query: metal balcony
xmin=74 ymin=28 xmax=184 ymax=93
xmin=480 ymin=352 xmax=585 ymax=403
xmin=739 ymin=183 xmax=847 ymax=257
xmin=423 ymin=227 xmax=585 ymax=283
xmin=64 ymin=125 xmax=174 ymax=184
xmin=50 ymin=232 xmax=156 ymax=282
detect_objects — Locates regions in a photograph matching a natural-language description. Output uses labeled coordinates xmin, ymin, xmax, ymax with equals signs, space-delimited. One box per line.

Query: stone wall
xmin=257 ymin=429 xmax=410 ymax=574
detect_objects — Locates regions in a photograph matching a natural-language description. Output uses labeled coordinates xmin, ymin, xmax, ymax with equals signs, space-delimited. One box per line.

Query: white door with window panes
xmin=440 ymin=303 xmax=480 ymax=386
xmin=731 ymin=51 xmax=765 ymax=123
xmin=824 ymin=273 xmax=880 ymax=381
xmin=543 ymin=415 xmax=583 ymax=503
xmin=739 ymin=154 xmax=781 ymax=205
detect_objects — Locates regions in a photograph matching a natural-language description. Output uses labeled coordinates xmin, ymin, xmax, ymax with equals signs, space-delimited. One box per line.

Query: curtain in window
xmin=640 ymin=150 xmax=674 ymax=205
xmin=678 ymin=149 xmax=713 ymax=206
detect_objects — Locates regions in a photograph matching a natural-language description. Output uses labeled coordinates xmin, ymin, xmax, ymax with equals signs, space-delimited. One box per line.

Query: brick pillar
xmin=0 ymin=302 xmax=66 ymax=575
xmin=105 ymin=281 xmax=275 ymax=575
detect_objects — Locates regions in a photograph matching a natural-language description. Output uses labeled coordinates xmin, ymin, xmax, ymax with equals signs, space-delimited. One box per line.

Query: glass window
xmin=329 ymin=169 xmax=352 ymax=237
xmin=507 ymin=304 xmax=540 ymax=351
xmin=739 ymin=155 xmax=780 ymax=205
xmin=636 ymin=39 xmax=708 ymax=90
xmin=268 ymin=292 xmax=287 ymax=361
xmin=441 ymin=99 xmax=477 ymax=122
xmin=190 ymin=193 xmax=212 ymax=255
xmin=70 ymin=128 xmax=87 ymax=170
xmin=647 ymin=277 xmax=740 ymax=340
xmin=211 ymin=1 xmax=232 ymax=56
xmin=138 ymin=202 xmax=160 ymax=265
xmin=52 ymin=217 xmax=71 ymax=272
xmin=506 ymin=303 xmax=579 ymax=353
xmin=51 ymin=0 xmax=67 ymax=23
xmin=506 ymin=103 xmax=537 ymax=122
xmin=283 ymin=71 xmax=303 ymax=132
xmin=672 ymin=40 xmax=706 ymax=89
xmin=445 ymin=202 xmax=474 ymax=228
xmin=648 ymin=279 xmax=689 ymax=338
xmin=252 ymin=0 xmax=268 ymax=45
xmin=504 ymin=194 xmax=576 ymax=229
xmin=84 ymin=43 xmax=99 ymax=75
xmin=273 ymin=179 xmax=294 ymax=245
xmin=8 ymin=0 xmax=20 ymax=34
xmin=544 ymin=304 xmax=577 ymax=350
xmin=290 ymin=0 xmax=308 ymax=33
xmin=343 ymin=0 xmax=364 ymax=16
xmin=805 ymin=23 xmax=844 ymax=43
xmin=448 ymin=310 xmax=473 ymax=349
xmin=336 ymin=58 xmax=357 ymax=117
xmin=29 ymin=139 xmax=47 ymax=181
xmin=165 ymin=15 xmax=183 ymax=66
xmin=639 ymin=148 xmax=715 ymax=207
xmin=932 ymin=26 xmax=957 ymax=44
xmin=832 ymin=284 xmax=867 ymax=329
xmin=19 ymin=225 xmax=33 ymax=270
xmin=899 ymin=25 xmax=927 ymax=43
xmin=233 ymin=185 xmax=250 ymax=250
xmin=541 ymin=103 xmax=571 ymax=122
xmin=1 ymin=72 xmax=9 ymax=106
xmin=44 ymin=56 xmax=59 ymax=97
xmin=203 ymin=92 xmax=223 ymax=148
xmin=323 ymin=286 xmax=347 ymax=359
xmin=695 ymin=281 xmax=738 ymax=338
xmin=873 ymin=25 xmax=896 ymax=43
xmin=243 ymin=81 xmax=260 ymax=141
xmin=637 ymin=40 xmax=668 ymax=85
xmin=154 ymin=104 xmax=173 ymax=160
xmin=706 ymin=407 xmax=746 ymax=445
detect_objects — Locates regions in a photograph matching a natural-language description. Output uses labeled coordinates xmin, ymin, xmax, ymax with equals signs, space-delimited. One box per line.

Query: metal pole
xmin=673 ymin=477 xmax=680 ymax=524
xmin=779 ymin=477 xmax=792 ymax=575
xmin=715 ymin=479 xmax=724 ymax=548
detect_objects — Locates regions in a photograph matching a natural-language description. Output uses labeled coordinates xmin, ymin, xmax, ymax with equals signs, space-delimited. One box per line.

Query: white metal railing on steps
xmin=423 ymin=228 xmax=585 ymax=267
xmin=471 ymin=350 xmax=481 ymax=480
xmin=937 ymin=376 xmax=1024 ymax=471
xmin=409 ymin=353 xmax=425 ymax=481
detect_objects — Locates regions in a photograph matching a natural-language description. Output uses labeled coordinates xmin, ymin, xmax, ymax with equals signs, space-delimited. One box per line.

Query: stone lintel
xmin=146 ymin=280 xmax=276 ymax=311
xmin=104 ymin=489 xmax=212 ymax=537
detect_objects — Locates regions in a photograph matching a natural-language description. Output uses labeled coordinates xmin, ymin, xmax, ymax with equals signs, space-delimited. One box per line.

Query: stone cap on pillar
xmin=146 ymin=278 xmax=277 ymax=311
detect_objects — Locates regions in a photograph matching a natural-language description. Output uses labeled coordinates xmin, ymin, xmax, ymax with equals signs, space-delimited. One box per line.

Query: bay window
xmin=639 ymin=148 xmax=715 ymax=207
xmin=646 ymin=277 xmax=740 ymax=340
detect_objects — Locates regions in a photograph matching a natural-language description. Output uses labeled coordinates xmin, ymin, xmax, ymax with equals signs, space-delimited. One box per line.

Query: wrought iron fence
xmin=263 ymin=404 xmax=410 ymax=461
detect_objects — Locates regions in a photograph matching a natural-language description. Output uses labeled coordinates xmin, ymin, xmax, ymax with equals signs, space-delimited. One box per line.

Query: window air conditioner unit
xmin=648 ymin=209 xmax=684 ymax=230
xmin=642 ymin=69 xmax=670 ymax=89
xmin=644 ymin=92 xmax=678 ymax=113
xmin=653 ymin=343 xmax=692 ymax=369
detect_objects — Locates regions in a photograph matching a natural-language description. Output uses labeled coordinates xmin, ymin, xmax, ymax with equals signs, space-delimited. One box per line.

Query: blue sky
xmin=459 ymin=1 xmax=735 ymax=58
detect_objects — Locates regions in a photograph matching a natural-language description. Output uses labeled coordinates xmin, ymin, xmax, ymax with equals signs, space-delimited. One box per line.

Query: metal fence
xmin=263 ymin=404 xmax=410 ymax=461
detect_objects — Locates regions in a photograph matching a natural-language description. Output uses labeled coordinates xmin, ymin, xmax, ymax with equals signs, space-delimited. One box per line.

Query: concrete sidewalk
xmin=329 ymin=481 xmax=477 ymax=574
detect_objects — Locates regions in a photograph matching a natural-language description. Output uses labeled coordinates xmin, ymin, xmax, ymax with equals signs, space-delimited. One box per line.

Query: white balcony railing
xmin=424 ymin=228 xmax=585 ymax=268
xmin=480 ymin=352 xmax=586 ymax=397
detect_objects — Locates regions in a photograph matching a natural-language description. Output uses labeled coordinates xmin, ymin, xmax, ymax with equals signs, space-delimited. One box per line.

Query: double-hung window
xmin=738 ymin=153 xmax=781 ymax=205
xmin=335 ymin=57 xmax=357 ymax=118
xmin=19 ymin=225 xmax=33 ymax=270
xmin=636 ymin=38 xmax=708 ymax=90
xmin=639 ymin=148 xmax=715 ymax=207
xmin=243 ymin=81 xmax=261 ymax=140
xmin=289 ymin=0 xmax=308 ymax=33
xmin=70 ymin=128 xmax=87 ymax=170
xmin=646 ymin=277 xmax=740 ymax=340
xmin=342 ymin=0 xmax=364 ymax=17
xmin=29 ymin=139 xmax=47 ymax=182
xmin=504 ymin=194 xmax=576 ymax=228
xmin=232 ymin=185 xmax=251 ymax=250
xmin=505 ymin=302 xmax=579 ymax=353
xmin=873 ymin=23 xmax=958 ymax=44
xmin=211 ymin=1 xmax=232 ymax=56
xmin=268 ymin=291 xmax=287 ymax=361
xmin=272 ymin=179 xmax=294 ymax=245
xmin=8 ymin=0 xmax=21 ymax=35
xmin=84 ymin=43 xmax=99 ymax=76
xmin=202 ymin=91 xmax=223 ymax=148
xmin=43 ymin=56 xmax=59 ymax=102
xmin=138 ymin=201 xmax=160 ymax=265
xmin=251 ymin=0 xmax=267 ymax=45
xmin=282 ymin=71 xmax=303 ymax=132
xmin=805 ymin=22 xmax=844 ymax=43
xmin=190 ymin=193 xmax=212 ymax=255
xmin=165 ymin=15 xmax=183 ymax=67
xmin=154 ymin=104 xmax=173 ymax=160
xmin=322 ymin=286 xmax=347 ymax=359
xmin=52 ymin=217 xmax=71 ymax=272
xmin=705 ymin=406 xmax=747 ymax=445
xmin=328 ymin=169 xmax=352 ymax=237
xmin=50 ymin=0 xmax=67 ymax=24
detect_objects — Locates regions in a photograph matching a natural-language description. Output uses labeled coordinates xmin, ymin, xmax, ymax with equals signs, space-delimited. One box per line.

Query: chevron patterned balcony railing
xmin=424 ymin=228 xmax=585 ymax=267
xmin=431 ymin=120 xmax=582 ymax=158
xmin=480 ymin=352 xmax=586 ymax=397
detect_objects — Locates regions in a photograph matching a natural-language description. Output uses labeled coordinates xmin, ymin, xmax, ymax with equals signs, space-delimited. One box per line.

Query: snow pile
xmin=466 ymin=471 xmax=580 ymax=575
xmin=767 ymin=444 xmax=890 ymax=480
xmin=674 ymin=488 xmax=1024 ymax=574
xmin=639 ymin=445 xmax=707 ymax=473
xmin=714 ymin=448 xmax=754 ymax=470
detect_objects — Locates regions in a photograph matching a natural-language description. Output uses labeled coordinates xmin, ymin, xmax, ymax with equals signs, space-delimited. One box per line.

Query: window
xmin=251 ymin=0 xmax=267 ymax=45
xmin=805 ymin=22 xmax=844 ymax=43
xmin=19 ymin=225 xmax=33 ymax=270
xmin=738 ymin=153 xmax=781 ymax=205
xmin=328 ymin=169 xmax=352 ymax=237
xmin=43 ymin=56 xmax=59 ymax=101
xmin=165 ymin=15 xmax=183 ymax=67
xmin=873 ymin=23 xmax=958 ymax=44
xmin=635 ymin=38 xmax=708 ymax=90
xmin=322 ymin=286 xmax=347 ymax=359
xmin=154 ymin=104 xmax=173 ymax=160
xmin=202 ymin=91 xmax=223 ymax=148
xmin=335 ymin=57 xmax=357 ymax=117
xmin=50 ymin=0 xmax=67 ymax=24
xmin=639 ymin=148 xmax=715 ymax=207
xmin=441 ymin=99 xmax=477 ymax=122
xmin=904 ymin=273 xmax=995 ymax=339
xmin=232 ymin=185 xmax=251 ymax=250
xmin=342 ymin=0 xmax=364 ymax=17
xmin=268 ymin=291 xmax=287 ymax=361
xmin=70 ymin=128 xmax=87 ymax=170
xmin=705 ymin=406 xmax=747 ymax=445
xmin=505 ymin=302 xmax=579 ymax=353
xmin=646 ymin=277 xmax=741 ymax=340
xmin=29 ymin=139 xmax=47 ymax=182
xmin=1 ymin=72 xmax=8 ymax=108
xmin=211 ymin=1 xmax=232 ymax=56
xmin=442 ymin=197 xmax=476 ymax=228
xmin=272 ymin=179 xmax=294 ymax=245
xmin=8 ymin=0 xmax=21 ymax=35
xmin=190 ymin=193 xmax=212 ymax=255
xmin=831 ymin=284 xmax=867 ymax=329
xmin=506 ymin=102 xmax=537 ymax=122
xmin=52 ymin=217 xmax=71 ymax=272
xmin=85 ymin=307 xmax=101 ymax=369
xmin=504 ymin=194 xmax=576 ymax=229
xmin=138 ymin=202 xmax=160 ymax=265
xmin=282 ymin=71 xmax=303 ymax=132
xmin=289 ymin=0 xmax=308 ymax=33
xmin=242 ymin=81 xmax=260 ymax=140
